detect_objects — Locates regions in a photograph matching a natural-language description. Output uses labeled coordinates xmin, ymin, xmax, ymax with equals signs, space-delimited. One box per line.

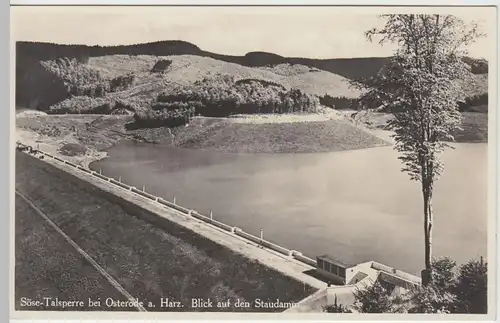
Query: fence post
xmin=118 ymin=176 xmax=121 ymax=183
xmin=210 ymin=210 xmax=213 ymax=221
xmin=142 ymin=185 xmax=145 ymax=192
xmin=99 ymin=168 xmax=102 ymax=175
xmin=173 ymin=196 xmax=176 ymax=205
xmin=260 ymin=228 xmax=264 ymax=241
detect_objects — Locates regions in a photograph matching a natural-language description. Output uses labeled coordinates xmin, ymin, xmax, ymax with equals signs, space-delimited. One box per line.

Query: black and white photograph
xmin=10 ymin=4 xmax=496 ymax=319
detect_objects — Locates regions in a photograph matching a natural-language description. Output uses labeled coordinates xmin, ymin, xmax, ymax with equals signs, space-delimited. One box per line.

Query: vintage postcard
xmin=9 ymin=3 xmax=497 ymax=321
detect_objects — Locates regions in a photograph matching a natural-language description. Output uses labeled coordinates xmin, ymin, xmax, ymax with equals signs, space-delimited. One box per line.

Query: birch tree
xmin=352 ymin=14 xmax=483 ymax=285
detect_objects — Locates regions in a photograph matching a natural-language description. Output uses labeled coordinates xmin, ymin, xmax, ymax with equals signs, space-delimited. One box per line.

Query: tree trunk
xmin=421 ymin=185 xmax=434 ymax=286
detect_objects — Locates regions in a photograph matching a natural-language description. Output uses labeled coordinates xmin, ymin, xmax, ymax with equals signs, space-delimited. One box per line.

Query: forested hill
xmin=17 ymin=40 xmax=488 ymax=79
xmin=15 ymin=40 xmax=489 ymax=120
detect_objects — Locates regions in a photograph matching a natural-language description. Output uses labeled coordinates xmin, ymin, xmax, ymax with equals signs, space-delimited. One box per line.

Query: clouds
xmin=11 ymin=6 xmax=495 ymax=59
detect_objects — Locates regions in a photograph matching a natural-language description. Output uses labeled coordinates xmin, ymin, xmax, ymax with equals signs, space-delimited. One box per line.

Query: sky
xmin=11 ymin=6 xmax=496 ymax=59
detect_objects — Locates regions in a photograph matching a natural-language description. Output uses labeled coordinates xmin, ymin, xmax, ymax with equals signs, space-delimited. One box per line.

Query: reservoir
xmin=91 ymin=142 xmax=488 ymax=275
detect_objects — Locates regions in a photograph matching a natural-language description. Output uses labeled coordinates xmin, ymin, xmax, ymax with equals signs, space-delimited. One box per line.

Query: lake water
xmin=91 ymin=142 xmax=488 ymax=275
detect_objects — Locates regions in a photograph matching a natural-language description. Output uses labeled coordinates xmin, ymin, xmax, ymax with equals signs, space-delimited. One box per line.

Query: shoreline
xmin=15 ymin=109 xmax=485 ymax=162
xmin=16 ymin=127 xmax=111 ymax=169
xmin=16 ymin=111 xmax=392 ymax=159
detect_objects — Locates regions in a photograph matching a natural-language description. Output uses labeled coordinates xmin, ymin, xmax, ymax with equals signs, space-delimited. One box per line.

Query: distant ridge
xmin=16 ymin=40 xmax=488 ymax=80
xmin=16 ymin=40 xmax=397 ymax=80
xmin=15 ymin=40 xmax=489 ymax=113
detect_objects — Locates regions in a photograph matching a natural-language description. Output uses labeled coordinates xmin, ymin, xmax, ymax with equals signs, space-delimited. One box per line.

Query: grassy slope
xmin=15 ymin=195 xmax=131 ymax=311
xmin=16 ymin=152 xmax=316 ymax=312
xmin=87 ymin=54 xmax=361 ymax=99
xmin=83 ymin=55 xmax=491 ymax=100
xmin=39 ymin=54 xmax=488 ymax=116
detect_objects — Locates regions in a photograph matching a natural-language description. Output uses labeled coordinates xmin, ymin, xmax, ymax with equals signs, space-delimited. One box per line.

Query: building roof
xmin=371 ymin=261 xmax=421 ymax=285
xmin=378 ymin=271 xmax=420 ymax=289
xmin=317 ymin=255 xmax=350 ymax=268
xmin=347 ymin=271 xmax=368 ymax=285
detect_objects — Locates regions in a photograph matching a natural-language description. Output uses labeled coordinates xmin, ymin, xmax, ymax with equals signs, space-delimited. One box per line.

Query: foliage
xmin=133 ymin=105 xmax=196 ymax=128
xmin=351 ymin=280 xmax=394 ymax=313
xmin=403 ymin=285 xmax=457 ymax=313
xmin=431 ymin=257 xmax=457 ymax=292
xmin=352 ymin=14 xmax=482 ymax=284
xmin=41 ymin=58 xmax=137 ymax=100
xmin=17 ymin=40 xmax=487 ymax=115
xmin=260 ymin=63 xmax=322 ymax=76
xmin=109 ymin=73 xmax=136 ymax=92
xmin=109 ymin=99 xmax=141 ymax=115
xmin=151 ymin=101 xmax=204 ymax=112
xmin=154 ymin=74 xmax=320 ymax=117
xmin=48 ymin=96 xmax=141 ymax=115
xmin=234 ymin=78 xmax=286 ymax=89
xmin=323 ymin=295 xmax=350 ymax=313
xmin=319 ymin=94 xmax=364 ymax=110
xmin=151 ymin=59 xmax=173 ymax=73
xmin=48 ymin=96 xmax=109 ymax=114
xmin=341 ymin=256 xmax=487 ymax=314
xmin=58 ymin=142 xmax=88 ymax=157
xmin=17 ymin=40 xmax=487 ymax=81
xmin=453 ymin=257 xmax=488 ymax=314
xmin=319 ymin=94 xmax=337 ymax=109
xmin=41 ymin=57 xmax=109 ymax=97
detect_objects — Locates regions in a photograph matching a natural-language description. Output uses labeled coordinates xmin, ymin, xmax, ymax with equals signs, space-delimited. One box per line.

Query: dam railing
xmin=17 ymin=143 xmax=318 ymax=268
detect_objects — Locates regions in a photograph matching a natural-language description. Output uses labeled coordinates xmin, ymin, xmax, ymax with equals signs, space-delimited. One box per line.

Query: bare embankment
xmin=16 ymin=114 xmax=133 ymax=167
xmin=16 ymin=111 xmax=391 ymax=159
xmin=170 ymin=119 xmax=389 ymax=153
xmin=16 ymin=107 xmax=485 ymax=163
xmin=345 ymin=110 xmax=489 ymax=144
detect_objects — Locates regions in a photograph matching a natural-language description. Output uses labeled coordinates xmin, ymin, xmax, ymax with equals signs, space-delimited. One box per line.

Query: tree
xmin=454 ymin=257 xmax=487 ymax=313
xmin=338 ymin=256 xmax=485 ymax=314
xmin=431 ymin=257 xmax=457 ymax=292
xmin=323 ymin=294 xmax=349 ymax=313
xmin=352 ymin=14 xmax=482 ymax=286
xmin=351 ymin=280 xmax=394 ymax=313
xmin=403 ymin=285 xmax=457 ymax=313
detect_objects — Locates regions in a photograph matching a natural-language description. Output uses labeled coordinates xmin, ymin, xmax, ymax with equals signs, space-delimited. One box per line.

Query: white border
xmin=7 ymin=0 xmax=500 ymax=5
xmin=7 ymin=2 xmax=500 ymax=323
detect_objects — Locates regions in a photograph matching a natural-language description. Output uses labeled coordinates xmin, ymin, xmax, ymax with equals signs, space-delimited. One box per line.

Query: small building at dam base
xmin=286 ymin=256 xmax=422 ymax=313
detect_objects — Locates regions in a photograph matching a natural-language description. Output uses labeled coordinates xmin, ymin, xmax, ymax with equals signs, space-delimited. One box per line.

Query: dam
xmin=15 ymin=144 xmax=321 ymax=312
xmin=15 ymin=143 xmax=426 ymax=312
